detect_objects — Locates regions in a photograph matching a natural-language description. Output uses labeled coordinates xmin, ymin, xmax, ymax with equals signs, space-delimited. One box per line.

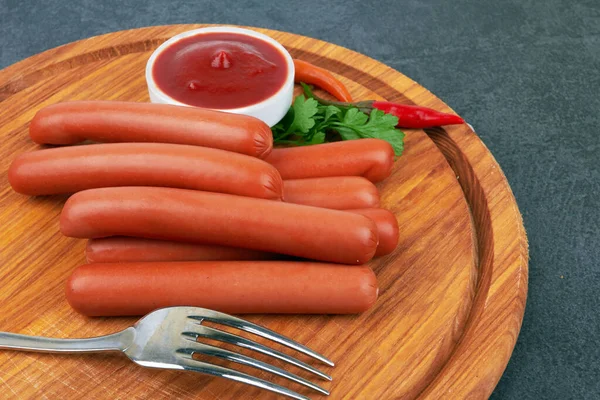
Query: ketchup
xmin=152 ymin=32 xmax=288 ymax=109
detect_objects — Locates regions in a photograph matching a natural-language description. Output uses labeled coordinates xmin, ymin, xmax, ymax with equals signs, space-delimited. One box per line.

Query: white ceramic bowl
xmin=145 ymin=26 xmax=295 ymax=127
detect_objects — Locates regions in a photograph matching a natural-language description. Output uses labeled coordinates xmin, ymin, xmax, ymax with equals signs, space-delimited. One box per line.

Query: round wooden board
xmin=0 ymin=25 xmax=528 ymax=399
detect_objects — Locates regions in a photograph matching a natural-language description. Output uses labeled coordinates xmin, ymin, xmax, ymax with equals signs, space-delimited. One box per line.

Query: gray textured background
xmin=1 ymin=0 xmax=599 ymax=398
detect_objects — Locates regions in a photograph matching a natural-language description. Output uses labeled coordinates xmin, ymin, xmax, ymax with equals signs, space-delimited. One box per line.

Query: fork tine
xmin=175 ymin=353 xmax=311 ymax=400
xmin=182 ymin=326 xmax=331 ymax=380
xmin=188 ymin=312 xmax=334 ymax=366
xmin=177 ymin=344 xmax=330 ymax=395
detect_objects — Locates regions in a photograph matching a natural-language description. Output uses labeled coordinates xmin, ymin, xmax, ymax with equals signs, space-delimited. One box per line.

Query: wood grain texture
xmin=0 ymin=25 xmax=528 ymax=399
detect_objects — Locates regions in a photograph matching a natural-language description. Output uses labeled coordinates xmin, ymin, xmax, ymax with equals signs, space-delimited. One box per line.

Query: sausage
xmin=66 ymin=261 xmax=378 ymax=316
xmin=283 ymin=177 xmax=379 ymax=210
xmin=29 ymin=101 xmax=272 ymax=158
xmin=265 ymin=139 xmax=395 ymax=182
xmin=8 ymin=143 xmax=282 ymax=199
xmin=86 ymin=237 xmax=279 ymax=263
xmin=61 ymin=187 xmax=378 ymax=265
xmin=347 ymin=209 xmax=399 ymax=257
xmin=85 ymin=209 xmax=398 ymax=263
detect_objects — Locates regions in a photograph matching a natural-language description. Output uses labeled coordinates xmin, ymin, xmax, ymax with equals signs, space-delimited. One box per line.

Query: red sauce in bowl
xmin=152 ymin=32 xmax=288 ymax=109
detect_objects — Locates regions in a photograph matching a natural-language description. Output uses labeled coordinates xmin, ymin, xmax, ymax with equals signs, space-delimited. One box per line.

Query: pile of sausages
xmin=8 ymin=101 xmax=399 ymax=317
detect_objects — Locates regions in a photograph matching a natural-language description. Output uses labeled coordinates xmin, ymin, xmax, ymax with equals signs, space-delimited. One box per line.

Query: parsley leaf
xmin=366 ymin=122 xmax=405 ymax=155
xmin=335 ymin=125 xmax=362 ymax=141
xmin=271 ymin=90 xmax=405 ymax=156
xmin=305 ymin=131 xmax=326 ymax=145
xmin=323 ymin=105 xmax=341 ymax=123
xmin=334 ymin=109 xmax=402 ymax=153
xmin=364 ymin=109 xmax=400 ymax=132
xmin=361 ymin=110 xmax=404 ymax=155
xmin=272 ymin=96 xmax=319 ymax=143
xmin=287 ymin=96 xmax=319 ymax=134
xmin=340 ymin=107 xmax=369 ymax=126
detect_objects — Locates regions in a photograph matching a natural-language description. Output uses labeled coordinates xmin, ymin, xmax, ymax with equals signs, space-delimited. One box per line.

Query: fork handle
xmin=0 ymin=327 xmax=135 ymax=353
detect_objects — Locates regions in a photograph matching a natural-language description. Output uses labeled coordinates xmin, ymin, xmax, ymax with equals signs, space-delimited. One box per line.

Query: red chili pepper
xmin=306 ymin=92 xmax=464 ymax=129
xmin=371 ymin=101 xmax=464 ymax=129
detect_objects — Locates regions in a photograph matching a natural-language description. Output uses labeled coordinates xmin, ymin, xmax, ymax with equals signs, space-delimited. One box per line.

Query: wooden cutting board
xmin=0 ymin=25 xmax=528 ymax=399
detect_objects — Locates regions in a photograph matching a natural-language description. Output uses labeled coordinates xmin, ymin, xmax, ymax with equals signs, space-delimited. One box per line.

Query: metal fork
xmin=0 ymin=307 xmax=333 ymax=399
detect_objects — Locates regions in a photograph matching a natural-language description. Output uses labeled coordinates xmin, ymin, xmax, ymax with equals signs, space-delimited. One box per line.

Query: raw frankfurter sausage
xmin=265 ymin=139 xmax=395 ymax=183
xmin=283 ymin=177 xmax=379 ymax=210
xmin=86 ymin=237 xmax=279 ymax=263
xmin=29 ymin=101 xmax=273 ymax=158
xmin=348 ymin=209 xmax=399 ymax=257
xmin=85 ymin=208 xmax=397 ymax=263
xmin=8 ymin=143 xmax=282 ymax=199
xmin=66 ymin=261 xmax=379 ymax=316
xmin=61 ymin=187 xmax=378 ymax=265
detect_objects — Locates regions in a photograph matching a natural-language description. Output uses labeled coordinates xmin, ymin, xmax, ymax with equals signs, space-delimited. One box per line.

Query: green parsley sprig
xmin=271 ymin=84 xmax=405 ymax=156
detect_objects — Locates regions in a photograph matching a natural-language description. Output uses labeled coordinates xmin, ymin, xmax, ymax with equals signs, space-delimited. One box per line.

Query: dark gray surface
xmin=1 ymin=0 xmax=599 ymax=398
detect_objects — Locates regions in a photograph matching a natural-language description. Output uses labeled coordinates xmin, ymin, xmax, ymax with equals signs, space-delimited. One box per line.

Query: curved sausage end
xmin=364 ymin=184 xmax=381 ymax=208
xmin=7 ymin=155 xmax=27 ymax=194
xmin=376 ymin=213 xmax=400 ymax=257
xmin=85 ymin=240 xmax=96 ymax=263
xmin=29 ymin=105 xmax=79 ymax=145
xmin=364 ymin=140 xmax=395 ymax=182
xmin=253 ymin=123 xmax=274 ymax=159
xmin=262 ymin=167 xmax=284 ymax=200
xmin=59 ymin=194 xmax=85 ymax=237
xmin=356 ymin=220 xmax=379 ymax=264
xmin=28 ymin=109 xmax=48 ymax=144
xmin=357 ymin=267 xmax=379 ymax=312
xmin=65 ymin=268 xmax=86 ymax=315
